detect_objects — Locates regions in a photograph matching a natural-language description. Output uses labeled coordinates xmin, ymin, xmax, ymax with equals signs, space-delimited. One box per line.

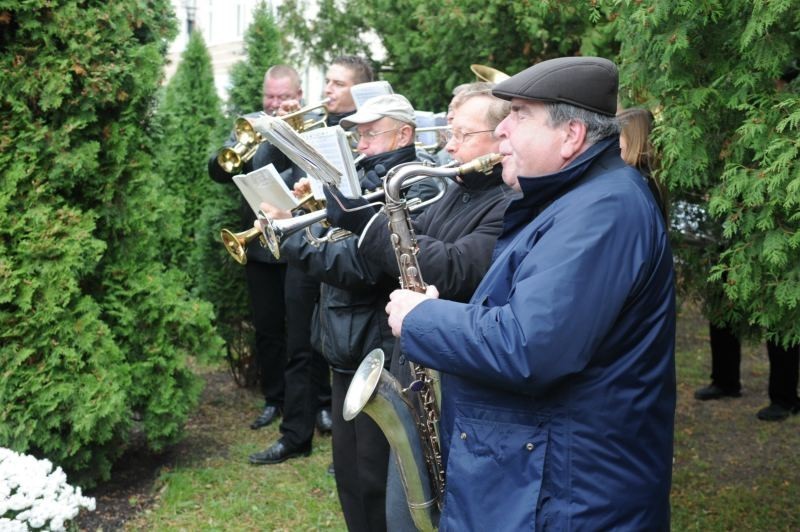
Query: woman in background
xmin=618 ymin=107 xmax=668 ymax=222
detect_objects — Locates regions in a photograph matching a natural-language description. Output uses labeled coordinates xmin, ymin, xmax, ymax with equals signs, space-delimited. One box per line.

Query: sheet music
xmin=232 ymin=164 xmax=299 ymax=214
xmin=301 ymin=126 xmax=361 ymax=199
xmin=350 ymin=81 xmax=394 ymax=109
xmin=249 ymin=114 xmax=342 ymax=188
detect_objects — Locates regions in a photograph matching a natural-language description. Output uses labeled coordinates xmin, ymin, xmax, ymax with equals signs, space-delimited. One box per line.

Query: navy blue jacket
xmin=401 ymin=138 xmax=676 ymax=531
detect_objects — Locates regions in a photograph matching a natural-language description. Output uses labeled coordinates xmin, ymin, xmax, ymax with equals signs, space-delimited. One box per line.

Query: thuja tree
xmin=226 ymin=1 xmax=285 ymax=116
xmin=158 ymin=30 xmax=227 ymax=273
xmin=0 ymin=1 xmax=224 ymax=485
xmin=615 ymin=0 xmax=800 ymax=344
xmin=158 ymin=30 xmax=251 ymax=360
xmin=278 ymin=0 xmax=617 ymax=111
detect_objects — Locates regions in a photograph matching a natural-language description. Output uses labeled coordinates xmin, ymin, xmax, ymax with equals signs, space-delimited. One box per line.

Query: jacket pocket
xmin=441 ymin=412 xmax=548 ymax=531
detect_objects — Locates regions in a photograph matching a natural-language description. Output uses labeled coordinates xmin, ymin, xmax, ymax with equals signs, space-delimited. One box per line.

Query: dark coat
xmin=401 ymin=138 xmax=677 ymax=531
xmin=358 ymin=165 xmax=515 ymax=303
xmin=280 ymin=145 xmax=425 ymax=371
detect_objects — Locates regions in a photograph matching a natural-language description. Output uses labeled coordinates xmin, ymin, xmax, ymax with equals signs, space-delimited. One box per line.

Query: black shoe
xmin=756 ymin=403 xmax=798 ymax=422
xmin=693 ymin=383 xmax=741 ymax=401
xmin=250 ymin=405 xmax=281 ymax=430
xmin=249 ymin=440 xmax=312 ymax=465
xmin=316 ymin=408 xmax=333 ymax=434
xmin=327 ymin=462 xmax=335 ymax=476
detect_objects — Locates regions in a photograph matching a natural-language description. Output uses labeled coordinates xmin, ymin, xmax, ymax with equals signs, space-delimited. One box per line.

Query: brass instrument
xmin=470 ymin=63 xmax=510 ymax=83
xmin=255 ymin=173 xmax=446 ymax=260
xmin=344 ymin=153 xmax=503 ymax=531
xmin=220 ymin=193 xmax=325 ymax=265
xmin=217 ymin=98 xmax=331 ymax=174
xmin=415 ymin=125 xmax=451 ymax=153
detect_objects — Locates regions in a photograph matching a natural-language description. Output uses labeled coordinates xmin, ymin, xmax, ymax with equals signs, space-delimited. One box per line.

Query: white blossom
xmin=0 ymin=448 xmax=95 ymax=532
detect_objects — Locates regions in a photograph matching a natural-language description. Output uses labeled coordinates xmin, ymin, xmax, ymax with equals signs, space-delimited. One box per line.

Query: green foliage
xmin=0 ymin=0 xmax=224 ymax=486
xmin=278 ymin=0 xmax=619 ymax=111
xmin=226 ymin=2 xmax=284 ymax=116
xmin=157 ymin=30 xmax=251 ymax=356
xmin=158 ymin=31 xmax=228 ymax=275
xmin=616 ymin=0 xmax=800 ymax=344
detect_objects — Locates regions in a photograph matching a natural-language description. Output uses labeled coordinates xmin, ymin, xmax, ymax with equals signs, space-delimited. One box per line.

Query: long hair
xmin=618 ymin=108 xmax=655 ymax=174
xmin=618 ymin=107 xmax=668 ymax=222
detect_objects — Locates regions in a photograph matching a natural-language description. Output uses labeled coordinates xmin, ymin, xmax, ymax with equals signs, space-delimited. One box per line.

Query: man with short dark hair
xmin=386 ymin=57 xmax=676 ymax=530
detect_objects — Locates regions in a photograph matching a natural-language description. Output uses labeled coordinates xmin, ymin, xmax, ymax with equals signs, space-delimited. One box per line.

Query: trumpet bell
xmin=220 ymin=226 xmax=263 ymax=265
xmin=470 ymin=64 xmax=510 ymax=83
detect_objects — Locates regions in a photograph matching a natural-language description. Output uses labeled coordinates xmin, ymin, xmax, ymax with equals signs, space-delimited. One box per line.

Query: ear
xmin=560 ymin=120 xmax=588 ymax=159
xmin=398 ymin=124 xmax=415 ymax=147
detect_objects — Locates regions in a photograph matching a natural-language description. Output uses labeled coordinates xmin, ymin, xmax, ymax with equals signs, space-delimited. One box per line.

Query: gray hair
xmin=545 ymin=102 xmax=620 ymax=145
xmin=451 ymin=82 xmax=510 ymax=129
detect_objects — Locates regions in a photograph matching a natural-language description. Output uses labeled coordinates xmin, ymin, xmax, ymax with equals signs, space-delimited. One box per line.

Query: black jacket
xmin=358 ymin=165 xmax=515 ymax=302
xmin=280 ymin=145 xmax=426 ymax=371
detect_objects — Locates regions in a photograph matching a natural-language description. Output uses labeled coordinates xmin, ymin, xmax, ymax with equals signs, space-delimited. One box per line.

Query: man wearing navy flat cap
xmin=386 ymin=57 xmax=676 ymax=530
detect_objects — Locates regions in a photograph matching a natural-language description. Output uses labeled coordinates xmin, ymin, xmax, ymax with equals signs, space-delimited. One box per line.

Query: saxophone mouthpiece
xmin=457 ymin=152 xmax=503 ymax=175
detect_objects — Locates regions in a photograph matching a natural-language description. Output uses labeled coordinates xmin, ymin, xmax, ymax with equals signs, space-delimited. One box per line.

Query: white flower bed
xmin=0 ymin=448 xmax=95 ymax=531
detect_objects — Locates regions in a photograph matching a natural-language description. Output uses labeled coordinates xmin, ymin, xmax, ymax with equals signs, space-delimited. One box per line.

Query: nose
xmin=445 ymin=136 xmax=457 ymax=154
xmin=494 ymin=116 xmax=510 ymax=139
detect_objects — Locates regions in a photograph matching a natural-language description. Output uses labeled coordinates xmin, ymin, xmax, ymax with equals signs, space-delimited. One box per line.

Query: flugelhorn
xmin=220 ymin=194 xmax=326 ymax=265
xmin=470 ymin=63 xmax=510 ymax=83
xmin=217 ymin=98 xmax=331 ymax=174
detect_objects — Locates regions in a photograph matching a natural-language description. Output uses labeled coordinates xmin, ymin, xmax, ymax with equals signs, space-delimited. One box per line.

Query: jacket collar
xmin=357 ymin=145 xmax=418 ymax=173
xmin=502 ymin=136 xmax=620 ymax=230
xmin=327 ymin=111 xmax=352 ymax=127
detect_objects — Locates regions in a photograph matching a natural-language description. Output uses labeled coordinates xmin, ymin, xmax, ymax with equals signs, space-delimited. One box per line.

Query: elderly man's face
xmin=495 ymin=99 xmax=570 ymax=191
xmin=354 ymin=116 xmax=410 ymax=156
xmin=445 ymin=96 xmax=502 ymax=165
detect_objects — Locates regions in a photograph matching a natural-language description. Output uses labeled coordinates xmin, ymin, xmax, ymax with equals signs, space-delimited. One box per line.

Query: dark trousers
xmin=245 ymin=261 xmax=286 ymax=407
xmin=708 ymin=323 xmax=742 ymax=393
xmin=332 ymin=370 xmax=390 ymax=532
xmin=709 ymin=323 xmax=800 ymax=407
xmin=767 ymin=341 xmax=800 ymax=408
xmin=279 ymin=266 xmax=331 ymax=447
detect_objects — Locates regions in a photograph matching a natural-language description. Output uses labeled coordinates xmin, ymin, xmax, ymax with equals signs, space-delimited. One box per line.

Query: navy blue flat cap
xmin=492 ymin=57 xmax=618 ymax=116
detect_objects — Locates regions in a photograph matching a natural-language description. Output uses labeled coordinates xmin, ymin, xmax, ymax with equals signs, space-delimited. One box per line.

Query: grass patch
xmin=89 ymin=303 xmax=799 ymax=530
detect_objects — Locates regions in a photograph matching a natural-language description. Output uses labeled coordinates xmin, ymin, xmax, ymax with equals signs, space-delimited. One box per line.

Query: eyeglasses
xmin=351 ymin=127 xmax=401 ymax=144
xmin=443 ymin=128 xmax=495 ymax=144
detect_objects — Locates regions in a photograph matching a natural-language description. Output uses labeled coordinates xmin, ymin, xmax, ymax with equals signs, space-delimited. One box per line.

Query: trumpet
xmin=220 ymin=193 xmax=326 ymax=265
xmin=415 ymin=125 xmax=451 ymax=153
xmin=217 ymin=98 xmax=331 ymax=174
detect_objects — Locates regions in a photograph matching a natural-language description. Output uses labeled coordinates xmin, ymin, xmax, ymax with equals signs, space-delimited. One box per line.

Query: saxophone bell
xmin=344 ymin=349 xmax=440 ymax=532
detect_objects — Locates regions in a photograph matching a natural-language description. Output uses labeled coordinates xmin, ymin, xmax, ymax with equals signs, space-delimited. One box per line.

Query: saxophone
xmin=343 ymin=153 xmax=502 ymax=531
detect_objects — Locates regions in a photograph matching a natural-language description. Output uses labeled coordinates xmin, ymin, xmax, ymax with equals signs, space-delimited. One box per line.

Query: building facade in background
xmin=166 ymin=0 xmax=326 ymax=104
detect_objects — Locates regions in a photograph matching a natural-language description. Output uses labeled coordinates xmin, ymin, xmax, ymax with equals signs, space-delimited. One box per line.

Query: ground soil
xmin=74 ymin=371 xmax=255 ymax=532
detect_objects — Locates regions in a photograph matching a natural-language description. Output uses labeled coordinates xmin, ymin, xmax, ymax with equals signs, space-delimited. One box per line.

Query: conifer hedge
xmin=0 ymin=1 xmax=224 ymax=486
xmin=158 ymin=30 xmax=253 ymax=369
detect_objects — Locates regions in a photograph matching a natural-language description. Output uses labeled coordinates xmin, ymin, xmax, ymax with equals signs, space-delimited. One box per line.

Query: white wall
xmin=165 ymin=0 xmax=325 ymax=104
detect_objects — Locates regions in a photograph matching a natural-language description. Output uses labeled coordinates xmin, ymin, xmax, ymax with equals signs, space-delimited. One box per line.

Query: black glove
xmin=323 ymin=185 xmax=377 ymax=235
xmin=360 ymin=163 xmax=386 ymax=190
